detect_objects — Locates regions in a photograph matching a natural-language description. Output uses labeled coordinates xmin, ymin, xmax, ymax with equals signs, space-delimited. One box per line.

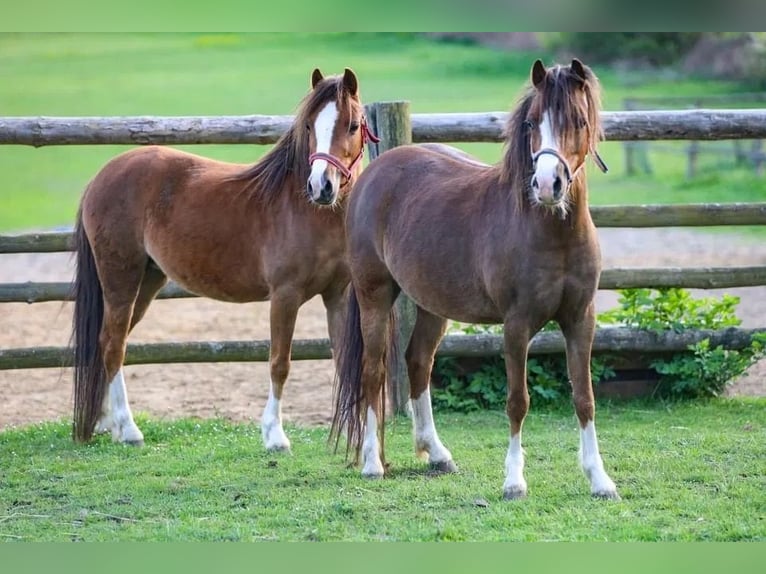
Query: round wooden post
xmin=364 ymin=101 xmax=415 ymax=416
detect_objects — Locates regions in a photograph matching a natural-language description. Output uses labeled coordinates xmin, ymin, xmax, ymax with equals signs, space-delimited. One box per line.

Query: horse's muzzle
xmin=307 ymin=178 xmax=337 ymax=206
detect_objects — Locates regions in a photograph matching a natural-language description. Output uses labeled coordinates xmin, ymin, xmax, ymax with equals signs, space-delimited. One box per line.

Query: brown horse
xmin=329 ymin=59 xmax=619 ymax=499
xmin=71 ymin=67 xmax=377 ymax=451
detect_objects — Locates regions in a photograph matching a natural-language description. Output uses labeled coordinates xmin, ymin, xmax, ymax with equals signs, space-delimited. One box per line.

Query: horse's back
xmin=348 ymin=144 xmax=507 ymax=322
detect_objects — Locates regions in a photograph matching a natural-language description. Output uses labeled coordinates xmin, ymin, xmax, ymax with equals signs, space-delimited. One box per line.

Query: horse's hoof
xmin=592 ymin=489 xmax=621 ymax=501
xmin=503 ymin=486 xmax=528 ymax=500
xmin=266 ymin=444 xmax=291 ymax=454
xmin=361 ymin=467 xmax=385 ymax=480
xmin=429 ymin=459 xmax=458 ymax=474
xmin=124 ymin=439 xmax=144 ymax=447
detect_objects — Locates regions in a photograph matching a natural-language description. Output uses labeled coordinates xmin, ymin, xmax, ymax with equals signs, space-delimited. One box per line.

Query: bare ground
xmin=1 ymin=227 xmax=764 ymax=431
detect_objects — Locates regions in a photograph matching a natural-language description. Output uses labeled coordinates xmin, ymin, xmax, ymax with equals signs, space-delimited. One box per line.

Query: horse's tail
xmin=70 ymin=208 xmax=107 ymax=443
xmin=329 ymin=286 xmax=389 ymax=463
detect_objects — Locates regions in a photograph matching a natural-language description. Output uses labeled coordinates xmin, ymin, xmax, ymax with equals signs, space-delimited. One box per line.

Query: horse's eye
xmin=349 ymin=122 xmax=360 ymax=133
xmin=522 ymin=120 xmax=534 ymax=131
xmin=305 ymin=122 xmax=311 ymax=132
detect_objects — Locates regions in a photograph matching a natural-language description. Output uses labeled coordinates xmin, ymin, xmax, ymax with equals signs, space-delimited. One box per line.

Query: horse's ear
xmin=342 ymin=67 xmax=359 ymax=96
xmin=311 ymin=68 xmax=324 ymax=89
xmin=571 ymin=58 xmax=587 ymax=83
xmin=531 ymin=59 xmax=547 ymax=88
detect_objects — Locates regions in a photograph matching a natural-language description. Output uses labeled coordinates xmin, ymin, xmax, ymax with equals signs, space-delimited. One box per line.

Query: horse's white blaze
xmin=361 ymin=406 xmax=385 ymax=477
xmin=411 ymin=388 xmax=453 ymax=464
xmin=503 ymin=432 xmax=527 ymax=496
xmin=97 ymin=369 xmax=143 ymax=444
xmin=534 ymin=112 xmax=561 ymax=191
xmin=261 ymin=381 xmax=290 ymax=451
xmin=579 ymin=420 xmax=618 ymax=497
xmin=308 ymin=101 xmax=339 ymax=198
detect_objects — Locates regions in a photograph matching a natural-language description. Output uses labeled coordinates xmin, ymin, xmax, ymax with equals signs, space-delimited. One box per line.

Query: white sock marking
xmin=261 ymin=381 xmax=290 ymax=451
xmin=411 ymin=388 xmax=452 ymax=464
xmin=580 ymin=420 xmax=618 ymax=497
xmin=503 ymin=432 xmax=527 ymax=496
xmin=99 ymin=369 xmax=143 ymax=444
xmin=361 ymin=406 xmax=385 ymax=477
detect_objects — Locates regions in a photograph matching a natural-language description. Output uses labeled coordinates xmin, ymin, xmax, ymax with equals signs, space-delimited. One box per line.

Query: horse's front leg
xmin=502 ymin=319 xmax=531 ymax=499
xmin=560 ymin=303 xmax=620 ymax=499
xmin=261 ymin=289 xmax=302 ymax=452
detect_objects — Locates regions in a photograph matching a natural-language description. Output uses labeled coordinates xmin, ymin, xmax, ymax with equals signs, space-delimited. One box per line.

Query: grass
xmin=0 ymin=32 xmax=764 ymax=232
xmin=1 ymin=398 xmax=764 ymax=541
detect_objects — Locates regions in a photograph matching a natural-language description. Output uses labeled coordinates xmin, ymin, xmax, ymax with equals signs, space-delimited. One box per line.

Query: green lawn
xmin=1 ymin=398 xmax=764 ymax=541
xmin=0 ymin=32 xmax=763 ymax=232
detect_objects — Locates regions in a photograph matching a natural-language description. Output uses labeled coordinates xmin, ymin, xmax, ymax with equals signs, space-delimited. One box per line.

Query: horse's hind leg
xmin=406 ymin=306 xmax=456 ymax=473
xmin=357 ymin=280 xmax=398 ymax=478
xmin=261 ymin=289 xmax=302 ymax=452
xmin=96 ymin=263 xmax=166 ymax=445
xmin=560 ymin=304 xmax=619 ymax=500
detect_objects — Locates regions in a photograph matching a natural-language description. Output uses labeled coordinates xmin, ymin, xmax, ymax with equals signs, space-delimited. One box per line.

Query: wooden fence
xmin=622 ymin=94 xmax=766 ymax=177
xmin=2 ymin=106 xmax=766 ymax=410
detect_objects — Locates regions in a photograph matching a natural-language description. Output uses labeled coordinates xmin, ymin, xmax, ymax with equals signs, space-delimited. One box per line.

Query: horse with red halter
xmin=328 ymin=59 xmax=619 ymax=499
xmin=71 ymin=67 xmax=377 ymax=451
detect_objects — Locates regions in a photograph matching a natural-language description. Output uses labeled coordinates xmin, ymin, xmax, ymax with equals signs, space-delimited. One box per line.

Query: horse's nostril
xmin=553 ymin=176 xmax=562 ymax=196
xmin=531 ymin=176 xmax=539 ymax=189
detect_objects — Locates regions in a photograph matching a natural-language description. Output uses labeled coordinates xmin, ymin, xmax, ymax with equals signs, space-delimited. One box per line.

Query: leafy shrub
xmin=598 ymin=288 xmax=741 ymax=332
xmin=652 ymin=334 xmax=766 ymax=399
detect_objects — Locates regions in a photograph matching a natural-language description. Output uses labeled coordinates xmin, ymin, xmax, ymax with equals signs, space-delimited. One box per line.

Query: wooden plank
xmin=409 ymin=110 xmax=766 ymax=143
xmin=0 ymin=115 xmax=292 ymax=147
xmin=2 ymin=266 xmax=764 ymax=303
xmin=590 ymin=203 xmax=766 ymax=227
xmin=4 ymin=204 xmax=764 ymax=255
xmin=0 ymin=232 xmax=73 ymax=253
xmin=3 ymin=110 xmax=766 ymax=146
xmin=598 ymin=266 xmax=766 ymax=289
xmin=1 ymin=327 xmax=762 ymax=371
xmin=0 ymin=282 xmax=192 ymax=303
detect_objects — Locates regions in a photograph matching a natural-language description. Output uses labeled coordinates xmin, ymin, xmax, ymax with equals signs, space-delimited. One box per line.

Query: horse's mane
xmin=230 ymin=75 xmax=352 ymax=203
xmin=500 ymin=62 xmax=603 ymax=213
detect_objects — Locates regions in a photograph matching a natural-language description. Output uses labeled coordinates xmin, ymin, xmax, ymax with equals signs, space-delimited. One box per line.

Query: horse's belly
xmin=394 ymin=274 xmax=502 ymax=325
xmin=170 ymin=271 xmax=270 ymax=303
xmin=148 ymin=247 xmax=270 ymax=303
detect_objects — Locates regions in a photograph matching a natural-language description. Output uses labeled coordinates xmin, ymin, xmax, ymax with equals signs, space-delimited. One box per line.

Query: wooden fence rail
xmin=3 ymin=110 xmax=766 ymax=147
xmin=2 ymin=266 xmax=764 ymax=304
xmin=3 ymin=203 xmax=765 ymax=255
xmin=0 ymin=327 xmax=761 ymax=371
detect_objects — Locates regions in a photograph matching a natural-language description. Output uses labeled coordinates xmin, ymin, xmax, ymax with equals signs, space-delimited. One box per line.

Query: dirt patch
xmin=1 ymin=227 xmax=764 ymax=431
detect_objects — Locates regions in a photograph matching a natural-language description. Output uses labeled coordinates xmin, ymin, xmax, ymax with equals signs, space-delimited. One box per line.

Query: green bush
xmin=598 ymin=288 xmax=741 ymax=332
xmin=431 ymin=288 xmax=765 ymax=411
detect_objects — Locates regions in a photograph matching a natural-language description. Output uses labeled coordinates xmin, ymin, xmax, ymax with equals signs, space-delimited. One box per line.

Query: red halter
xmin=308 ymin=117 xmax=380 ymax=182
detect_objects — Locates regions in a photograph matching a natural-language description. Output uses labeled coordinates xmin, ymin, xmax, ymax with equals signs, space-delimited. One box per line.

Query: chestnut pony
xmin=71 ymin=68 xmax=376 ymax=451
xmin=329 ymin=59 xmax=619 ymax=499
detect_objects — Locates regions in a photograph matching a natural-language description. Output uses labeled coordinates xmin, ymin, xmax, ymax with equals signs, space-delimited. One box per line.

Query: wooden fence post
xmin=685 ymin=99 xmax=702 ymax=179
xmin=364 ymin=101 xmax=415 ymax=417
xmin=622 ymin=98 xmax=652 ymax=176
xmin=752 ymin=139 xmax=764 ymax=176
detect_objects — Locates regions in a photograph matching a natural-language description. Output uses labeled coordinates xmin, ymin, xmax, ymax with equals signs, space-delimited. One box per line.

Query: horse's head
xmin=524 ymin=58 xmax=607 ymax=210
xmin=304 ymin=67 xmax=376 ymax=206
